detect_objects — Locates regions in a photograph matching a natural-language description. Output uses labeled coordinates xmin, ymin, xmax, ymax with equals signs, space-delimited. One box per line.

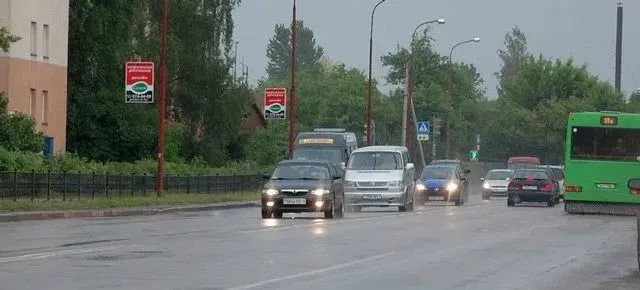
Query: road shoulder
xmin=0 ymin=200 xmax=260 ymax=222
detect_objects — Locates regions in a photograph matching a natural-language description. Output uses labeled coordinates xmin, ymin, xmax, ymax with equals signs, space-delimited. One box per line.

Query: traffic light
xmin=363 ymin=123 xmax=368 ymax=142
xmin=470 ymin=150 xmax=478 ymax=161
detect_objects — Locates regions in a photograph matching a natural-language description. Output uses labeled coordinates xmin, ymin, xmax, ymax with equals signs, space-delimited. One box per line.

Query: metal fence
xmin=0 ymin=171 xmax=265 ymax=200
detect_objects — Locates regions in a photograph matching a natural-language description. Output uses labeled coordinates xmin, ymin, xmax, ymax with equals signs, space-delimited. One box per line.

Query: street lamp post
xmin=288 ymin=0 xmax=297 ymax=158
xmin=445 ymin=37 xmax=480 ymax=159
xmin=156 ymin=0 xmax=168 ymax=196
xmin=366 ymin=0 xmax=386 ymax=146
xmin=402 ymin=19 xmax=445 ymax=148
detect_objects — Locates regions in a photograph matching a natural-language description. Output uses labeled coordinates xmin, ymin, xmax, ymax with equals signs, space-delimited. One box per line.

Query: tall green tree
xmin=380 ymin=33 xmax=485 ymax=158
xmin=495 ymin=26 xmax=531 ymax=97
xmin=265 ymin=20 xmax=324 ymax=80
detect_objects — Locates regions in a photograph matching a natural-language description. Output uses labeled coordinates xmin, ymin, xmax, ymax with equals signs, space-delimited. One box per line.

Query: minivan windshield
xmin=421 ymin=167 xmax=455 ymax=179
xmin=507 ymin=163 xmax=538 ymax=170
xmin=485 ymin=170 xmax=513 ymax=180
xmin=348 ymin=152 xmax=402 ymax=170
xmin=292 ymin=147 xmax=342 ymax=163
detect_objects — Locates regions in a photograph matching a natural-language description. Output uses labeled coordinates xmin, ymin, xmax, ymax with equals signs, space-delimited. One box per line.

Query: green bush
xmin=0 ymin=147 xmax=274 ymax=175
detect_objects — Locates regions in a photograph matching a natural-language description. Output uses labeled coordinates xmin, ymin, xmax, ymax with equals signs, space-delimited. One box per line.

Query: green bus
xmin=563 ymin=111 xmax=640 ymax=215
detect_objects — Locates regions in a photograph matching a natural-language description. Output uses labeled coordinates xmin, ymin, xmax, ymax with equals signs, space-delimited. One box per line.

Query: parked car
xmin=415 ymin=165 xmax=469 ymax=206
xmin=507 ymin=168 xmax=560 ymax=207
xmin=261 ymin=159 xmax=345 ymax=219
xmin=481 ymin=169 xmax=514 ymax=200
xmin=344 ymin=146 xmax=415 ymax=212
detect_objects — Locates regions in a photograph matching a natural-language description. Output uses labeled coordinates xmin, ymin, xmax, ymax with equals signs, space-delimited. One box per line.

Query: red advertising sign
xmin=264 ymin=88 xmax=287 ymax=119
xmin=125 ymin=61 xmax=154 ymax=103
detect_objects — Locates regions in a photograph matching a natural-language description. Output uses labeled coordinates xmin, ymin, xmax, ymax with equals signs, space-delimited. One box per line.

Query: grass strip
xmin=0 ymin=192 xmax=260 ymax=212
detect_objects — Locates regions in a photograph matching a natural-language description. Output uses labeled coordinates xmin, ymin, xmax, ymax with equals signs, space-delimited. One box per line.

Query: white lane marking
xmin=238 ymin=204 xmax=487 ymax=234
xmin=0 ymin=245 xmax=141 ymax=263
xmin=225 ymin=251 xmax=396 ymax=290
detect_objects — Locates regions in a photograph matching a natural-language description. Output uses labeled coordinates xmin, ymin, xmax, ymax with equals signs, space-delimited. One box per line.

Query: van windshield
xmin=348 ymin=152 xmax=402 ymax=170
xmin=507 ymin=163 xmax=537 ymax=170
xmin=485 ymin=171 xmax=513 ymax=180
xmin=292 ymin=147 xmax=342 ymax=163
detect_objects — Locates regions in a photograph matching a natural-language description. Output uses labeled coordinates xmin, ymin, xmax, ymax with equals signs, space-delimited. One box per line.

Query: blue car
xmin=414 ymin=165 xmax=469 ymax=206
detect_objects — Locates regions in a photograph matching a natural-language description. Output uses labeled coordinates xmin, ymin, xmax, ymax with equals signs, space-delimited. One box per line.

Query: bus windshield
xmin=292 ymin=147 xmax=343 ymax=163
xmin=570 ymin=126 xmax=640 ymax=162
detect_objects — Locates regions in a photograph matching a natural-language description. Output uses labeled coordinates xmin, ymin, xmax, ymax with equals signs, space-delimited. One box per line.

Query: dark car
xmin=507 ymin=168 xmax=560 ymax=207
xmin=261 ymin=160 xmax=345 ymax=219
xmin=414 ymin=165 xmax=469 ymax=206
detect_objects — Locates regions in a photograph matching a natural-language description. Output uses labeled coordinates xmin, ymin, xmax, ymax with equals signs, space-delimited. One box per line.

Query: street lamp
xmin=445 ymin=37 xmax=480 ymax=159
xmin=402 ymin=18 xmax=446 ymax=148
xmin=366 ymin=0 xmax=387 ymax=146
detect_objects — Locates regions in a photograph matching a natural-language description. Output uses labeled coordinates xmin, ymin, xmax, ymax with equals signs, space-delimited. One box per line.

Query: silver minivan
xmin=343 ymin=146 xmax=415 ymax=212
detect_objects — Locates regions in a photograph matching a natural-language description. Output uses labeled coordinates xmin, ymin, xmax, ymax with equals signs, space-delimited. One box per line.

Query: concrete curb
xmin=0 ymin=200 xmax=260 ymax=223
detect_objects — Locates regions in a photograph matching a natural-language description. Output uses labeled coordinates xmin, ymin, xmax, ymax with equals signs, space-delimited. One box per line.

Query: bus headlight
xmin=483 ymin=182 xmax=490 ymax=189
xmin=311 ymin=189 xmax=329 ymax=196
xmin=446 ymin=183 xmax=458 ymax=192
xmin=263 ymin=189 xmax=278 ymax=196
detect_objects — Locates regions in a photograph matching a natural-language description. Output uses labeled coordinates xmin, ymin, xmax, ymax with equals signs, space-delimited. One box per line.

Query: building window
xmin=43 ymin=24 xmax=49 ymax=59
xmin=30 ymin=21 xmax=37 ymax=56
xmin=42 ymin=90 xmax=49 ymax=124
xmin=29 ymin=89 xmax=37 ymax=118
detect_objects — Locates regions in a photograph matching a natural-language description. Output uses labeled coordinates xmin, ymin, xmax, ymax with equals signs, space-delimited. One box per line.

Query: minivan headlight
xmin=388 ymin=181 xmax=402 ymax=187
xmin=483 ymin=182 xmax=490 ymax=189
xmin=345 ymin=181 xmax=357 ymax=187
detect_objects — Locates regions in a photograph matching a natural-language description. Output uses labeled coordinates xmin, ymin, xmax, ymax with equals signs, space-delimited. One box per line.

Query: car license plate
xmin=522 ymin=186 xmax=537 ymax=190
xmin=283 ymin=198 xmax=306 ymax=205
xmin=428 ymin=196 xmax=445 ymax=201
xmin=363 ymin=194 xmax=382 ymax=200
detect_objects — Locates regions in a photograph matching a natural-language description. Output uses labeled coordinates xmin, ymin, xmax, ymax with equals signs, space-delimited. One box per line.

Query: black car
xmin=261 ymin=160 xmax=345 ymax=219
xmin=507 ymin=168 xmax=560 ymax=207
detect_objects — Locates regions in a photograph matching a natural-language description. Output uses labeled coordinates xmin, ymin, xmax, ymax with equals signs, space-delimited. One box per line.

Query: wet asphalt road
xmin=1 ymin=193 xmax=639 ymax=290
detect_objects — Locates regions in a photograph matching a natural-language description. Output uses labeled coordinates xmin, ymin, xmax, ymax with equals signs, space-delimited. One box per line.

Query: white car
xmin=481 ymin=169 xmax=514 ymax=200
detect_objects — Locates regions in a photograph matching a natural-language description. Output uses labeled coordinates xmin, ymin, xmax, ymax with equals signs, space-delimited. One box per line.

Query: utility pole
xmin=234 ymin=41 xmax=239 ymax=82
xmin=289 ymin=0 xmax=297 ymax=157
xmin=156 ymin=0 xmax=168 ymax=196
xmin=615 ymin=2 xmax=623 ymax=93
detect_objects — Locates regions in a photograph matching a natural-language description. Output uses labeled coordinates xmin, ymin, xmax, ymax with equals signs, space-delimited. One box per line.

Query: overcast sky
xmin=233 ymin=0 xmax=640 ymax=98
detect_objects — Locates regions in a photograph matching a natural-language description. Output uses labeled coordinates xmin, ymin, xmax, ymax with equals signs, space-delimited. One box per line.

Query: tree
xmin=265 ymin=20 xmax=324 ymax=80
xmin=495 ymin=26 xmax=532 ymax=97
xmin=0 ymin=27 xmax=21 ymax=52
xmin=630 ymin=90 xmax=640 ymax=103
xmin=380 ymin=33 xmax=485 ymax=158
xmin=0 ymin=93 xmax=44 ymax=152
xmin=67 ymin=0 xmax=247 ymax=165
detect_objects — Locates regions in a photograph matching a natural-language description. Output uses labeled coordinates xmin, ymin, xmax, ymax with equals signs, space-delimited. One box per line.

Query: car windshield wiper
xmin=271 ymin=177 xmax=291 ymax=180
xmin=301 ymin=177 xmax=323 ymax=180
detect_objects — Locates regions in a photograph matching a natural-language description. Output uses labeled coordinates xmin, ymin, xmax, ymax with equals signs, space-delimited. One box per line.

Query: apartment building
xmin=0 ymin=0 xmax=69 ymax=153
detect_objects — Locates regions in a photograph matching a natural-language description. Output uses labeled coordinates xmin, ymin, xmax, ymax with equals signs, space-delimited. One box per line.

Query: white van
xmin=343 ymin=146 xmax=415 ymax=212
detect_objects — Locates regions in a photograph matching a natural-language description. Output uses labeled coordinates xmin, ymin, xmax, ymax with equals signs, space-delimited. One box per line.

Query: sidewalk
xmin=0 ymin=200 xmax=260 ymax=222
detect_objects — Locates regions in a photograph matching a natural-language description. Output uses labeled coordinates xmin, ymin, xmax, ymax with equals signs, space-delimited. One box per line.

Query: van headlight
xmin=483 ymin=182 xmax=490 ymax=189
xmin=345 ymin=181 xmax=357 ymax=187
xmin=262 ymin=189 xmax=278 ymax=196
xmin=311 ymin=189 xmax=329 ymax=196
xmin=446 ymin=183 xmax=458 ymax=192
xmin=388 ymin=181 xmax=402 ymax=187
